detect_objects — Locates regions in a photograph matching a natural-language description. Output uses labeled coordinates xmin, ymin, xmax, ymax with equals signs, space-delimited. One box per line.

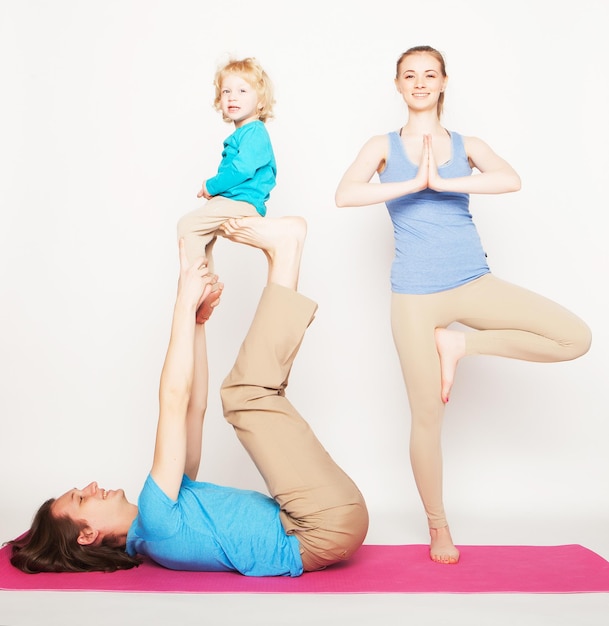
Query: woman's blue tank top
xmin=379 ymin=130 xmax=489 ymax=294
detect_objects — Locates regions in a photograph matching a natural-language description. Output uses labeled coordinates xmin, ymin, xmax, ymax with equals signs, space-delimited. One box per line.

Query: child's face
xmin=219 ymin=74 xmax=261 ymax=127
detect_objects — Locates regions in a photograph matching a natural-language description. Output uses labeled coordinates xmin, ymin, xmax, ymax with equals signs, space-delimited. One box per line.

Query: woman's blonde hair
xmin=213 ymin=57 xmax=275 ymax=123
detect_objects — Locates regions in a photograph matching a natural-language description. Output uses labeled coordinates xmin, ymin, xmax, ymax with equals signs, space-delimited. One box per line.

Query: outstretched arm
xmin=185 ymin=278 xmax=223 ymax=479
xmin=151 ymin=240 xmax=216 ymax=500
xmin=183 ymin=324 xmax=208 ymax=480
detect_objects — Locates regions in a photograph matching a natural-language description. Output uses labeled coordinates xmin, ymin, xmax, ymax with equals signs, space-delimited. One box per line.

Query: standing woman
xmin=335 ymin=45 xmax=591 ymax=564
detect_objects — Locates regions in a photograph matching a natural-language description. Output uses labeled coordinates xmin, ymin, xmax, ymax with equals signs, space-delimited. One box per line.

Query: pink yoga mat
xmin=2 ymin=544 xmax=609 ymax=594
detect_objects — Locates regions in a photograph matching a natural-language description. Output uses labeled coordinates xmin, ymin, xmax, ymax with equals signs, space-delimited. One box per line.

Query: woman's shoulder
xmin=361 ymin=133 xmax=392 ymax=153
xmin=450 ymin=131 xmax=488 ymax=147
xmin=449 ymin=132 xmax=493 ymax=155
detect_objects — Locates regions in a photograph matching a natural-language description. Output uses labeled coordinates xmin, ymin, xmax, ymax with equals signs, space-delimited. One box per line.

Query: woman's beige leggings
xmin=390 ymin=273 xmax=592 ymax=529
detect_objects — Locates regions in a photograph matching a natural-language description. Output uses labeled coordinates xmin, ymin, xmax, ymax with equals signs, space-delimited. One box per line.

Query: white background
xmin=1 ymin=0 xmax=607 ymax=571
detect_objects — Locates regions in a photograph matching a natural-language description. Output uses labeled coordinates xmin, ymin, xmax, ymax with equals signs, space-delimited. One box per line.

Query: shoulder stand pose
xmin=335 ymin=45 xmax=591 ymax=564
xmin=177 ymin=57 xmax=277 ymax=277
xmin=10 ymin=217 xmax=368 ymax=576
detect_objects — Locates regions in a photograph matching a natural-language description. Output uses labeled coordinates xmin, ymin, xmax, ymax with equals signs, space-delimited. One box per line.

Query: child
xmin=177 ymin=57 xmax=277 ymax=276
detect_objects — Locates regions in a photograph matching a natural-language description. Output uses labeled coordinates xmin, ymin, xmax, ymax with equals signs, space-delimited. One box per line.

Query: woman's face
xmin=395 ymin=53 xmax=447 ymax=112
xmin=52 ymin=481 xmax=137 ymax=544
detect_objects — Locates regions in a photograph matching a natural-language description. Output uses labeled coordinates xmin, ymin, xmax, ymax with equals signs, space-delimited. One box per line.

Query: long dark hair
xmin=7 ymin=498 xmax=141 ymax=573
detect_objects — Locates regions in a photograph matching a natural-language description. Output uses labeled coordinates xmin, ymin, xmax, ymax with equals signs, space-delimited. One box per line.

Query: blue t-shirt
xmin=205 ymin=120 xmax=276 ymax=216
xmin=126 ymin=474 xmax=303 ymax=577
xmin=379 ymin=130 xmax=490 ymax=294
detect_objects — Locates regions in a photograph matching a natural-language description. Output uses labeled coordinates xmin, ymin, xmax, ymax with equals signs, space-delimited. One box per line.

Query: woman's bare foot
xmin=196 ymin=281 xmax=223 ymax=324
xmin=219 ymin=216 xmax=307 ymax=290
xmin=434 ymin=327 xmax=466 ymax=403
xmin=429 ymin=526 xmax=460 ymax=564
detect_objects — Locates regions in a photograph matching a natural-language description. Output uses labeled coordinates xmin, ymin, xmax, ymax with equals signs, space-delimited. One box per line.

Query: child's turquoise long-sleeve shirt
xmin=205 ymin=120 xmax=276 ymax=216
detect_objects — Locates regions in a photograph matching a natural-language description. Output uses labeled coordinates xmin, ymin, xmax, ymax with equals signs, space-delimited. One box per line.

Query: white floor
xmin=2 ymin=591 xmax=609 ymax=626
xmin=2 ymin=515 xmax=608 ymax=626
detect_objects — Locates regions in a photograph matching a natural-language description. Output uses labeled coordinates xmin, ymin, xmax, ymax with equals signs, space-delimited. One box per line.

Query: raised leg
xmin=220 ymin=216 xmax=368 ymax=571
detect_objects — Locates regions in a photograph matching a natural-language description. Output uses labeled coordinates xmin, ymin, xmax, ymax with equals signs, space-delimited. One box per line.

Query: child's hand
xmin=197 ymin=182 xmax=212 ymax=199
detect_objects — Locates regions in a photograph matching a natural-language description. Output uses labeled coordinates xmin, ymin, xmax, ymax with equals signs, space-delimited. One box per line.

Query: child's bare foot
xmin=219 ymin=216 xmax=307 ymax=290
xmin=196 ymin=280 xmax=223 ymax=324
xmin=429 ymin=526 xmax=460 ymax=564
xmin=434 ymin=327 xmax=466 ymax=403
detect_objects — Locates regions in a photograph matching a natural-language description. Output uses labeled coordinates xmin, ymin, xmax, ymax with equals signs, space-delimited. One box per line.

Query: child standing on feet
xmin=178 ymin=57 xmax=277 ymax=275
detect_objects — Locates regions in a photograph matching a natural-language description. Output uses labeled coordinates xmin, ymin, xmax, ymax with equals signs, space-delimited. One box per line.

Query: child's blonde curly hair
xmin=213 ymin=57 xmax=275 ymax=123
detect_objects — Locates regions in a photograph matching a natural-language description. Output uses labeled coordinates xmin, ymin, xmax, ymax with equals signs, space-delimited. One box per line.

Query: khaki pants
xmin=391 ymin=273 xmax=592 ymax=529
xmin=221 ymin=284 xmax=369 ymax=571
xmin=177 ymin=197 xmax=260 ymax=270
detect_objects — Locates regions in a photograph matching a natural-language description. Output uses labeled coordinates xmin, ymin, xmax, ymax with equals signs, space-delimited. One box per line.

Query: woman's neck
xmin=402 ymin=110 xmax=444 ymax=136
